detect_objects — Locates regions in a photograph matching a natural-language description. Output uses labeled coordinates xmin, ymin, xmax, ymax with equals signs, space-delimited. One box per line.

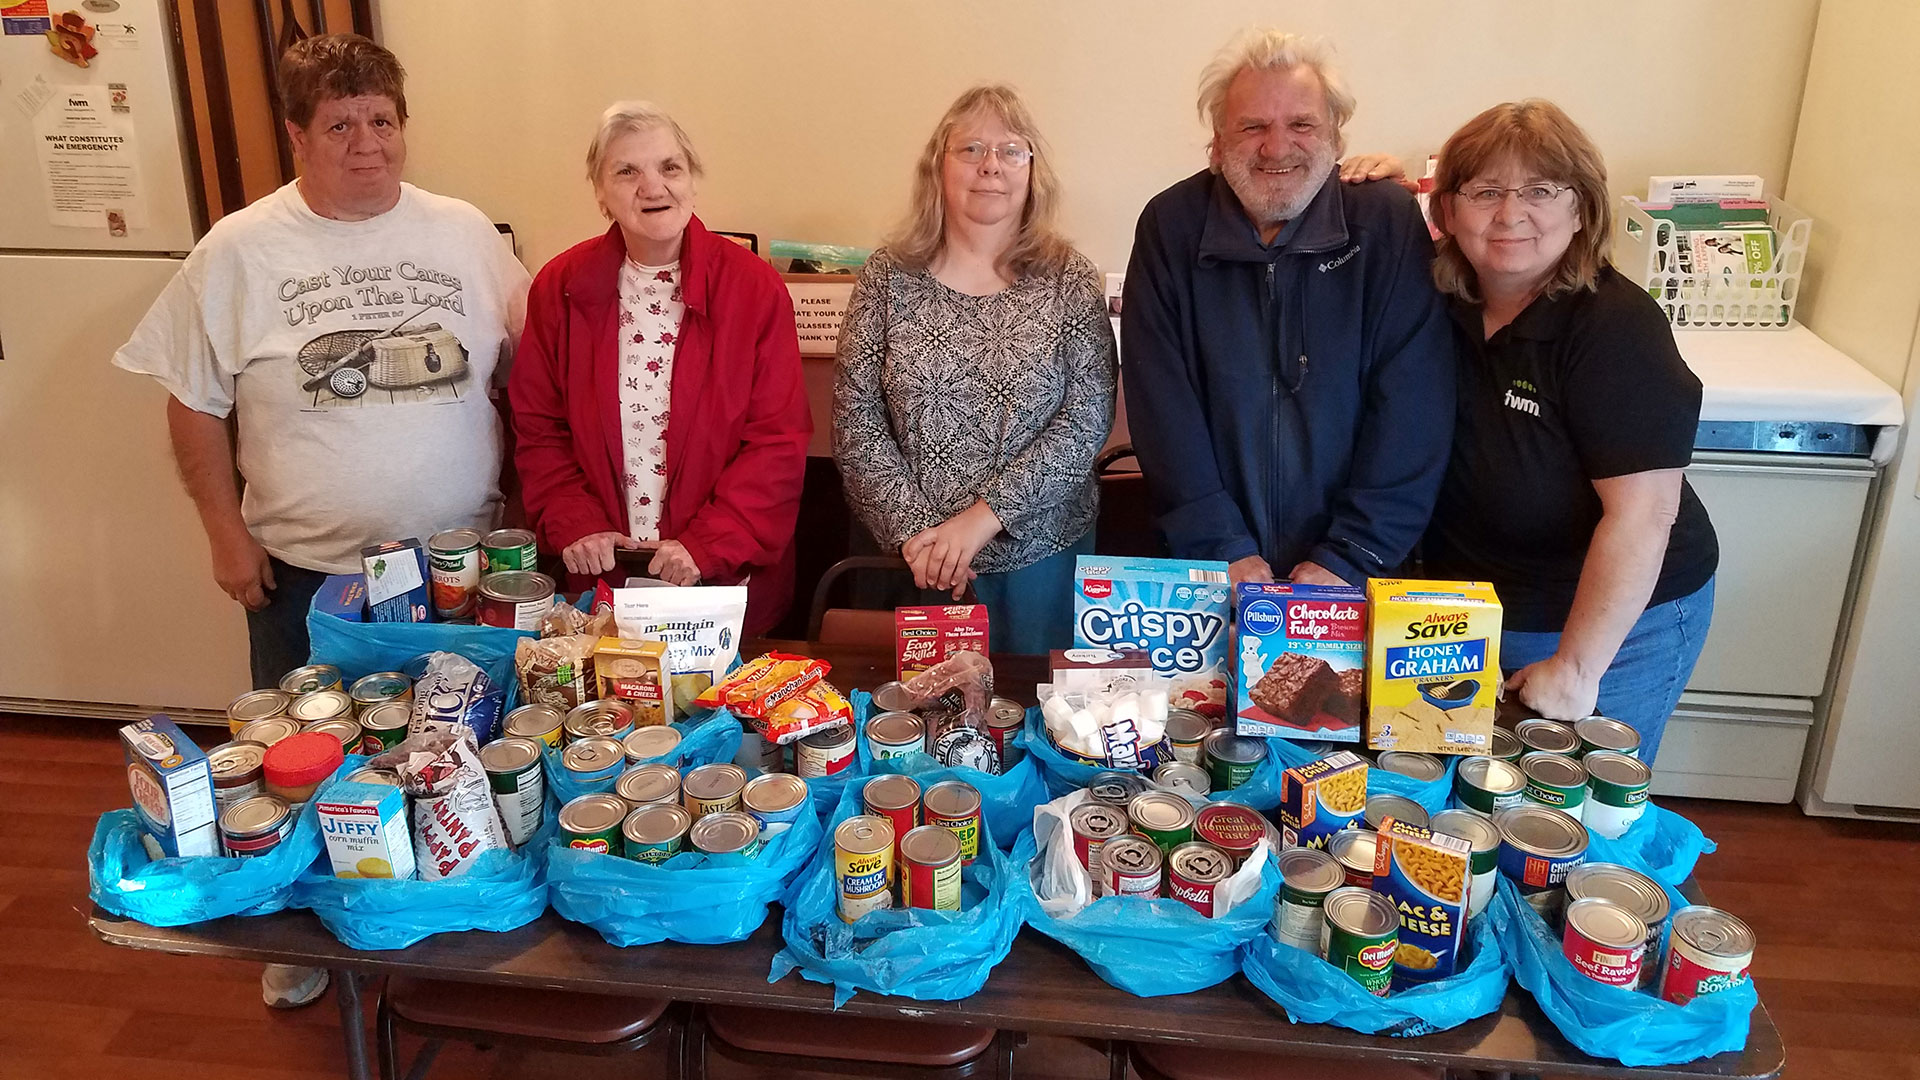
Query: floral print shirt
xmin=616 ymin=258 xmax=684 ymax=540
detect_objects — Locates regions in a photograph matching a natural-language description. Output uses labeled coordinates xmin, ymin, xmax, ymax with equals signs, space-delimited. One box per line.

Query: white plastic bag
xmin=1028 ymin=788 xmax=1270 ymax=920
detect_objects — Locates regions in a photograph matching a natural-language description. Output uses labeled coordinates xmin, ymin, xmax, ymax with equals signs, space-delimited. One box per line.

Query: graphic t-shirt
xmin=114 ymin=181 xmax=532 ymax=573
xmin=616 ymin=258 xmax=683 ymax=540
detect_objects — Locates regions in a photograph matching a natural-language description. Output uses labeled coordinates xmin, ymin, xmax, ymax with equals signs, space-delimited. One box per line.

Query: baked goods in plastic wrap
xmin=900 ymin=650 xmax=1002 ymax=774
xmin=372 ymin=727 xmax=510 ymax=881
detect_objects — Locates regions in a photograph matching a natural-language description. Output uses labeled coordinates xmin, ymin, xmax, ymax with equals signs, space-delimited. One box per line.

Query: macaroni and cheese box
xmin=119 ymin=715 xmax=219 ymax=858
xmin=1073 ymin=556 xmax=1233 ymax=719
xmin=1276 ymin=750 xmax=1368 ymax=851
xmin=1371 ymin=816 xmax=1471 ymax=986
xmin=1365 ymin=579 xmax=1502 ymax=756
xmin=1235 ymin=582 xmax=1367 ymax=741
xmin=316 ymin=781 xmax=417 ymax=880
xmin=593 ymin=638 xmax=672 ymax=727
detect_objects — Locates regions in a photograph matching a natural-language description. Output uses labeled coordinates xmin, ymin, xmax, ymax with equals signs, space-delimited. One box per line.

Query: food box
xmin=360 ymin=538 xmax=432 ymax=623
xmin=1371 ymin=816 xmax=1471 ymax=985
xmin=593 ymin=637 xmax=671 ymax=726
xmin=1235 ymin=582 xmax=1366 ymax=741
xmin=1365 ymin=579 xmax=1502 ymax=756
xmin=313 ymin=573 xmax=367 ymax=621
xmin=316 ymin=780 xmax=417 ymax=879
xmin=1072 ymin=556 xmax=1233 ymax=719
xmin=1276 ymin=750 xmax=1367 ymax=851
xmin=1049 ymin=647 xmax=1154 ymax=696
xmin=896 ymin=605 xmax=989 ymax=680
xmin=119 ymin=715 xmax=220 ymax=858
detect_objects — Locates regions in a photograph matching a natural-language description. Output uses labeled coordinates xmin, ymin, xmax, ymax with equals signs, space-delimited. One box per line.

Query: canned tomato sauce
xmin=796 ymin=724 xmax=856 ymax=778
xmin=559 ymin=793 xmax=628 ymax=856
xmin=621 ymin=802 xmax=690 ymax=864
xmin=1494 ymin=804 xmax=1588 ymax=921
xmin=428 ymin=528 xmax=484 ymax=620
xmin=923 ymin=780 xmax=982 ymax=864
xmin=835 ymin=815 xmax=895 ymax=922
xmin=477 ymin=570 xmax=556 ymax=630
xmin=1274 ymin=846 xmax=1343 ymax=955
xmin=617 ymin=762 xmax=683 ymax=809
xmin=220 ymin=794 xmax=293 ymax=858
xmin=866 ymin=711 xmax=926 ymax=760
xmin=226 ymin=689 xmax=291 ymax=737
xmin=1101 ymin=835 xmax=1164 ymax=897
xmin=1563 ymin=897 xmax=1647 ymax=988
xmin=900 ymin=825 xmax=962 ymax=910
xmin=863 ymin=774 xmax=922 ymax=859
xmin=1069 ymin=803 xmax=1128 ymax=895
xmin=682 ymin=763 xmax=747 ymax=819
xmin=1323 ymin=886 xmax=1398 ymax=996
xmin=1166 ymin=842 xmax=1232 ymax=917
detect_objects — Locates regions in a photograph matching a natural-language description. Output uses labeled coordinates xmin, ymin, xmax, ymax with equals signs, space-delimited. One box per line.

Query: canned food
xmin=734 ymin=728 xmax=787 ymax=774
xmin=1430 ymin=808 xmax=1501 ymax=919
xmin=1127 ymin=790 xmax=1197 ymax=854
xmin=1193 ymin=802 xmax=1266 ymax=868
xmin=835 ymin=815 xmax=896 ymax=922
xmin=690 ymin=811 xmax=763 ymax=858
xmin=1567 ymin=862 xmax=1668 ymax=989
xmin=868 ymin=681 xmax=918 ymax=714
xmin=357 ymin=700 xmax=412 ymax=755
xmin=476 ymin=570 xmax=556 ymax=631
xmin=565 ymin=699 xmax=635 ymax=745
xmin=1375 ymin=750 xmax=1446 ymax=783
xmin=617 ymin=762 xmax=683 ymax=808
xmin=301 ymin=717 xmax=363 ymax=752
xmin=219 ymin=794 xmax=293 ymax=857
xmin=682 ymin=762 xmax=747 ymax=818
xmin=1490 ymin=728 xmax=1524 ymax=763
xmin=235 ymin=715 xmax=301 ymax=747
xmin=479 ymin=736 xmax=545 ymax=847
xmin=347 ymin=674 xmax=409 ymax=717
xmin=278 ymin=664 xmax=342 ymax=697
xmin=1455 ymin=756 xmax=1527 ymax=816
xmin=796 ymin=724 xmax=856 ymax=778
xmin=345 ymin=765 xmax=401 ymax=786
xmin=208 ymin=740 xmax=267 ymax=812
xmin=428 ymin=528 xmax=485 ymax=620
xmin=866 ymin=711 xmax=927 ymax=760
xmin=1069 ymin=802 xmax=1129 ymax=894
xmin=1520 ymin=751 xmax=1589 ymax=822
xmin=287 ymin=689 xmax=353 ymax=725
xmin=1575 ymin=716 xmax=1641 ymax=759
xmin=1100 ymin=834 xmax=1164 ymax=897
xmin=482 ymin=528 xmax=539 ymax=572
xmin=1364 ymin=793 xmax=1429 ymax=832
xmin=986 ymin=697 xmax=1027 ymax=768
xmin=226 ymin=689 xmax=291 ymax=736
xmin=900 ymin=825 xmax=962 ymax=910
xmin=1515 ymin=718 xmax=1581 ymax=757
xmin=561 ymin=737 xmax=627 ymax=786
xmin=923 ymin=780 xmax=982 ymax=864
xmin=1659 ymin=906 xmax=1755 ymax=1006
xmin=1563 ymin=897 xmax=1647 ymax=988
xmin=502 ymin=703 xmax=565 ymax=748
xmin=1323 ymin=886 xmax=1398 ymax=996
xmin=1165 ymin=709 xmax=1212 ymax=764
xmin=1328 ymin=828 xmax=1378 ymax=888
xmin=1153 ymin=761 xmax=1211 ymax=797
xmin=621 ymin=802 xmax=691 ymax=863
xmin=559 ymin=793 xmax=628 ymax=856
xmin=1166 ymin=841 xmax=1232 ymax=917
xmin=1088 ymin=771 xmax=1152 ymax=806
xmin=1274 ymin=846 xmax=1344 ymax=955
xmin=1583 ymin=751 xmax=1651 ymax=839
xmin=623 ymin=725 xmax=682 ymax=764
xmin=1494 ymin=804 xmax=1588 ymax=921
xmin=741 ymin=772 xmax=808 ymax=834
xmin=1203 ymin=731 xmax=1265 ymax=791
xmin=863 ymin=774 xmax=922 ymax=859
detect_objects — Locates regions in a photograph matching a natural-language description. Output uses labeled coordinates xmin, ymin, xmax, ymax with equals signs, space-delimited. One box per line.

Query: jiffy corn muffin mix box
xmin=1365 ymin=579 xmax=1501 ymax=756
xmin=317 ymin=780 xmax=417 ymax=880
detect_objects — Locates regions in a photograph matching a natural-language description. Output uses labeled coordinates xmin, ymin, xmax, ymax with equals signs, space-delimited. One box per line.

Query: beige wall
xmin=378 ymin=0 xmax=1818 ymax=278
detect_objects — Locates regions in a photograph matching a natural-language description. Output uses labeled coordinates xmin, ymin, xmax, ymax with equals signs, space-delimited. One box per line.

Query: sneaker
xmin=262 ymin=963 xmax=330 ymax=1009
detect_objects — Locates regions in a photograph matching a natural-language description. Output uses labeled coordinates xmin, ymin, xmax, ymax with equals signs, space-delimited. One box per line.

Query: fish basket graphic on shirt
xmin=365 ymin=326 xmax=468 ymax=389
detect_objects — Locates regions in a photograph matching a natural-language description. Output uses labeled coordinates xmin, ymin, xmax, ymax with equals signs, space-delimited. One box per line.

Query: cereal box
xmin=1073 ymin=557 xmax=1232 ymax=719
xmin=317 ymin=780 xmax=417 ymax=880
xmin=1371 ymin=816 xmax=1471 ymax=985
xmin=1365 ymin=579 xmax=1502 ymax=756
xmin=1235 ymin=583 xmax=1367 ymax=741
xmin=119 ymin=715 xmax=219 ymax=858
xmin=896 ymin=604 xmax=989 ymax=680
xmin=593 ymin=637 xmax=671 ymax=726
xmin=1276 ymin=750 xmax=1368 ymax=851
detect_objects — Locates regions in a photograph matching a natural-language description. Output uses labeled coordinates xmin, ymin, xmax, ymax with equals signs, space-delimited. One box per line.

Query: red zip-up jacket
xmin=509 ymin=216 xmax=811 ymax=636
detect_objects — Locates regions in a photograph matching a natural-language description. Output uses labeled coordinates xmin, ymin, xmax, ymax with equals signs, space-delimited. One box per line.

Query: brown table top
xmin=86 ymin=642 xmax=1784 ymax=1080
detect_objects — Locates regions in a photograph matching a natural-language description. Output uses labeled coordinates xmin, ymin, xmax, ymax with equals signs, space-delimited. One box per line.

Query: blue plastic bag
xmin=769 ymin=769 xmax=1025 ymax=1006
xmin=1261 ymin=736 xmax=1459 ymax=814
xmin=1023 ymin=705 xmax=1288 ymax=810
xmin=1241 ymin=904 xmax=1509 ymax=1036
xmin=548 ymin=785 xmax=822 ymax=946
xmin=290 ymin=755 xmax=549 ymax=950
xmin=1586 ymin=803 xmax=1715 ymax=887
xmin=1492 ymin=876 xmax=1755 ymax=1066
xmin=851 ymin=691 xmax=1048 ymax=846
xmin=541 ymin=710 xmax=746 ymax=810
xmin=306 ymin=605 xmax=532 ymax=707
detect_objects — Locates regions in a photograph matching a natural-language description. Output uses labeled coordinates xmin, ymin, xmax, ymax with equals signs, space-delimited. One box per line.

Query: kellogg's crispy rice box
xmin=1365 ymin=579 xmax=1501 ymax=756
xmin=1073 ymin=557 xmax=1232 ymax=719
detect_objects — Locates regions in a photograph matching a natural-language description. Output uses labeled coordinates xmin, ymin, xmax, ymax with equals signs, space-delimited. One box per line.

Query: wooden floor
xmin=12 ymin=713 xmax=1918 ymax=1080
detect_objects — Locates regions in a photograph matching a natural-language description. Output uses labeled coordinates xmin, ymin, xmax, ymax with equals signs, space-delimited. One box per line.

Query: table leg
xmin=331 ymin=968 xmax=373 ymax=1080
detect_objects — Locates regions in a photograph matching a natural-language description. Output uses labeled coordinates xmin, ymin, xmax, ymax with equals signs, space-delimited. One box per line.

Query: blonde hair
xmin=585 ymin=100 xmax=703 ymax=183
xmin=1197 ymin=29 xmax=1356 ymax=159
xmin=1430 ymin=99 xmax=1613 ymax=304
xmin=886 ymin=84 xmax=1073 ymax=280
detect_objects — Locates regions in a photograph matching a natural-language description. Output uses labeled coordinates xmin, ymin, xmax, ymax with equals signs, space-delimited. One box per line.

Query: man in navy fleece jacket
xmin=1122 ymin=29 xmax=1453 ymax=587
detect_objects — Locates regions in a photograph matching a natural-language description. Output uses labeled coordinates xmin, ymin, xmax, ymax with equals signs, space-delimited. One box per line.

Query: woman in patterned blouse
xmin=833 ymin=85 xmax=1117 ymax=653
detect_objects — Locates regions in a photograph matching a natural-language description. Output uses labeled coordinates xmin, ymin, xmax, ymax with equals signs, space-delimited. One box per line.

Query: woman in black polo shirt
xmin=1421 ymin=100 xmax=1718 ymax=763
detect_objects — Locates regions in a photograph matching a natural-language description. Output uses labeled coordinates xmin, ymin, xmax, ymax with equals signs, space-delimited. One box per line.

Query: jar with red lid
xmin=262 ymin=731 xmax=345 ymax=806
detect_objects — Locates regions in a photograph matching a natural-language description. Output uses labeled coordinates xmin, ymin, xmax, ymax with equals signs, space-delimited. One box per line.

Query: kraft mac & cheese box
xmin=1365 ymin=579 xmax=1502 ymax=756
xmin=1073 ymin=557 xmax=1232 ymax=719
xmin=1235 ymin=582 xmax=1367 ymax=741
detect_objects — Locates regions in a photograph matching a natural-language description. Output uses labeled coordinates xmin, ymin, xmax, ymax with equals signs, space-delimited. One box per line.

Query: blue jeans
xmin=246 ymin=556 xmax=329 ymax=690
xmin=1499 ymin=577 xmax=1714 ymax=765
xmin=972 ymin=531 xmax=1095 ymax=656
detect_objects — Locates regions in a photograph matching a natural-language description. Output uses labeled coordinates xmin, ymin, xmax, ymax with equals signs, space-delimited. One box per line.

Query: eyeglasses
xmin=1455 ymin=183 xmax=1572 ymax=208
xmin=948 ymin=141 xmax=1033 ymax=169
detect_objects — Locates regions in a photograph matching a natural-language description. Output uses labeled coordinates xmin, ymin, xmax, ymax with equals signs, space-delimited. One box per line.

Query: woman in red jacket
xmin=510 ymin=101 xmax=811 ymax=636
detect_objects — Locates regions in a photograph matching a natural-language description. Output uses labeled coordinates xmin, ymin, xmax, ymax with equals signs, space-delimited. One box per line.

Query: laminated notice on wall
xmin=33 ymin=84 xmax=147 ymax=230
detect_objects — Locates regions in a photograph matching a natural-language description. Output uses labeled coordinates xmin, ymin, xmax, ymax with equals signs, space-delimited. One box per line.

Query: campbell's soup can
xmin=1069 ymin=803 xmax=1128 ymax=896
xmin=1659 ymin=906 xmax=1755 ymax=1006
xmin=477 ymin=570 xmax=556 ymax=630
xmin=482 ymin=528 xmax=538 ymax=572
xmin=428 ymin=528 xmax=484 ymax=620
xmin=1166 ymin=842 xmax=1232 ymax=917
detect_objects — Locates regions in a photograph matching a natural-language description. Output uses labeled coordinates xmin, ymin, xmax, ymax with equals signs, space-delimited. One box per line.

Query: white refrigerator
xmin=0 ymin=1 xmax=250 ymax=719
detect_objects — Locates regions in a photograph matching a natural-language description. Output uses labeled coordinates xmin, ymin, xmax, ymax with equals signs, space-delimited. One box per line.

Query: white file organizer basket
xmin=1614 ymin=194 xmax=1811 ymax=330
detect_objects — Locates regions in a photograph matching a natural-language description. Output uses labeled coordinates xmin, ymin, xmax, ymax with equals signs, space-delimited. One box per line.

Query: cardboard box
xmin=313 ymin=573 xmax=367 ymax=621
xmin=1048 ymin=647 xmax=1153 ymax=696
xmin=1235 ymin=582 xmax=1367 ymax=741
xmin=1072 ymin=556 xmax=1233 ymax=719
xmin=1365 ymin=579 xmax=1502 ymax=755
xmin=1372 ymin=816 xmax=1472 ymax=986
xmin=895 ymin=605 xmax=989 ymax=680
xmin=361 ymin=539 xmax=432 ymax=623
xmin=119 ymin=715 xmax=219 ymax=858
xmin=316 ymin=780 xmax=417 ymax=879
xmin=1276 ymin=750 xmax=1368 ymax=851
xmin=594 ymin=637 xmax=671 ymax=726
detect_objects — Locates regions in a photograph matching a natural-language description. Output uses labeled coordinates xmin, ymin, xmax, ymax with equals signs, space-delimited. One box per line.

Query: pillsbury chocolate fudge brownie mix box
xmin=1234 ymin=583 xmax=1367 ymax=741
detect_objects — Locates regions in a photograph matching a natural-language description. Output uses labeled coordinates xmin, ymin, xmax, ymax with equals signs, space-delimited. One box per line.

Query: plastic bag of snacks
xmin=1585 ymin=803 xmax=1715 ymax=888
xmin=769 ymin=768 xmax=1025 ymax=1006
xmin=547 ymin=777 xmax=821 ymax=946
xmin=1011 ymin=788 xmax=1279 ymax=996
xmin=542 ymin=710 xmax=745 ymax=809
xmin=851 ymin=690 xmax=1048 ymax=845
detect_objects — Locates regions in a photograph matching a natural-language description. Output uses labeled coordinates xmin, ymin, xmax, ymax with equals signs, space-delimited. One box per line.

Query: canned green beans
xmin=559 ymin=793 xmax=628 ymax=856
xmin=1323 ymin=886 xmax=1398 ymax=996
xmin=1583 ymin=751 xmax=1651 ymax=839
xmin=1514 ymin=718 xmax=1580 ymax=757
xmin=1574 ymin=716 xmax=1640 ymax=759
xmin=1520 ymin=751 xmax=1589 ymax=821
xmin=1127 ymin=790 xmax=1197 ymax=854
xmin=1204 ymin=731 xmax=1265 ymax=791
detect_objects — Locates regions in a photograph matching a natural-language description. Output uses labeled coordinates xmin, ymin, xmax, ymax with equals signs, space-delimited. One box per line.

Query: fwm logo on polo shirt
xmin=1504 ymin=379 xmax=1541 ymax=417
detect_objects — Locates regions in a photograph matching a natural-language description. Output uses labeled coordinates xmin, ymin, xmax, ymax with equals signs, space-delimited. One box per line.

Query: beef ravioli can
xmin=1566 ymin=862 xmax=1668 ymax=989
xmin=1563 ymin=896 xmax=1648 ymax=988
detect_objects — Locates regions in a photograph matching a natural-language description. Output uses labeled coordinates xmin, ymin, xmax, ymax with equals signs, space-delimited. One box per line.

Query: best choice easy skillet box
xmin=1365 ymin=579 xmax=1502 ymax=756
xmin=1073 ymin=557 xmax=1232 ymax=719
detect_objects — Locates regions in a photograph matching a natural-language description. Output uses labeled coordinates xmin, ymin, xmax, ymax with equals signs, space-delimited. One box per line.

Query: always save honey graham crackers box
xmin=1364 ymin=579 xmax=1502 ymax=756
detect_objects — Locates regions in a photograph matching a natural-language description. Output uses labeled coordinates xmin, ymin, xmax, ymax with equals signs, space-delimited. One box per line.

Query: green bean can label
xmin=483 ymin=529 xmax=538 ymax=572
xmin=1327 ymin=923 xmax=1396 ymax=997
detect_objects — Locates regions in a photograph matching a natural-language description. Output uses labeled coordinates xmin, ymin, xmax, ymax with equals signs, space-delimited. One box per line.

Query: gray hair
xmin=585 ymin=100 xmax=704 ymax=182
xmin=1196 ymin=29 xmax=1356 ymax=152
